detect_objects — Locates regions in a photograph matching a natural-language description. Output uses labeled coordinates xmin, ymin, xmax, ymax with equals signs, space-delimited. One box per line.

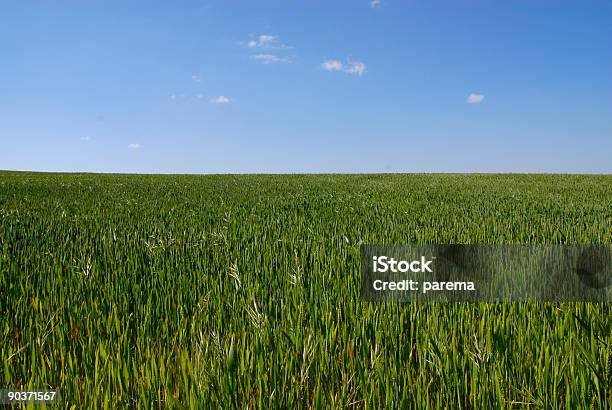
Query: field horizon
xmin=2 ymin=170 xmax=611 ymax=177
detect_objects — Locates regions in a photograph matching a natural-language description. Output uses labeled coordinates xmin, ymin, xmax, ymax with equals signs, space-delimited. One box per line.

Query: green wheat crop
xmin=1 ymin=172 xmax=610 ymax=408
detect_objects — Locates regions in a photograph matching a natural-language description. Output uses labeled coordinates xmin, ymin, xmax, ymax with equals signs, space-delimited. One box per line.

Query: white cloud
xmin=196 ymin=93 xmax=204 ymax=99
xmin=346 ymin=59 xmax=367 ymax=76
xmin=467 ymin=93 xmax=485 ymax=104
xmin=370 ymin=0 xmax=382 ymax=8
xmin=128 ymin=143 xmax=142 ymax=149
xmin=191 ymin=74 xmax=202 ymax=83
xmin=321 ymin=58 xmax=367 ymax=76
xmin=80 ymin=136 xmax=91 ymax=141
xmin=211 ymin=95 xmax=231 ymax=104
xmin=246 ymin=34 xmax=290 ymax=49
xmin=251 ymin=53 xmax=291 ymax=64
xmin=321 ymin=60 xmax=343 ymax=71
xmin=256 ymin=34 xmax=276 ymax=45
xmin=245 ymin=34 xmax=292 ymax=65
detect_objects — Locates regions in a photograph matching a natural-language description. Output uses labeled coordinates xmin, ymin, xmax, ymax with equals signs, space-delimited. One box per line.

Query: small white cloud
xmin=251 ymin=53 xmax=291 ymax=64
xmin=191 ymin=74 xmax=202 ymax=83
xmin=196 ymin=93 xmax=204 ymax=99
xmin=128 ymin=143 xmax=142 ymax=149
xmin=321 ymin=60 xmax=343 ymax=71
xmin=370 ymin=0 xmax=382 ymax=8
xmin=467 ymin=93 xmax=485 ymax=104
xmin=80 ymin=136 xmax=91 ymax=141
xmin=211 ymin=96 xmax=231 ymax=104
xmin=246 ymin=34 xmax=290 ymax=49
xmin=321 ymin=58 xmax=367 ymax=76
xmin=346 ymin=59 xmax=367 ymax=76
xmin=257 ymin=34 xmax=276 ymax=45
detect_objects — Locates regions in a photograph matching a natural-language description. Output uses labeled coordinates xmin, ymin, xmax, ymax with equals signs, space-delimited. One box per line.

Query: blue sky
xmin=1 ymin=0 xmax=611 ymax=173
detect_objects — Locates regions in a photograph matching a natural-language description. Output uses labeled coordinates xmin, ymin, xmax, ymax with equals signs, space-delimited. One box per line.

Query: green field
xmin=1 ymin=172 xmax=611 ymax=408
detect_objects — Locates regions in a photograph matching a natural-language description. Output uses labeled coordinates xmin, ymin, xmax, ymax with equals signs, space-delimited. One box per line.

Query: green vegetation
xmin=1 ymin=172 xmax=611 ymax=408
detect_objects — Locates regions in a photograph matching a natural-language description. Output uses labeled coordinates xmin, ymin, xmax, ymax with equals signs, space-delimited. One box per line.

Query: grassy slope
xmin=1 ymin=172 xmax=611 ymax=408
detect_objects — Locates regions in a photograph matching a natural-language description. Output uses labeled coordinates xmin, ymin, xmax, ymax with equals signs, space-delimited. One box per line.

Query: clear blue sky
xmin=1 ymin=0 xmax=611 ymax=173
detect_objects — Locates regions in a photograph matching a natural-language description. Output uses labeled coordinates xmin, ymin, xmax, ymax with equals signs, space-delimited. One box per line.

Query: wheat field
xmin=1 ymin=172 xmax=610 ymax=408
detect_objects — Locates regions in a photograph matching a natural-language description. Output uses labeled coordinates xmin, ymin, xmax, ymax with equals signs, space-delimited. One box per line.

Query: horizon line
xmin=1 ymin=169 xmax=610 ymax=176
